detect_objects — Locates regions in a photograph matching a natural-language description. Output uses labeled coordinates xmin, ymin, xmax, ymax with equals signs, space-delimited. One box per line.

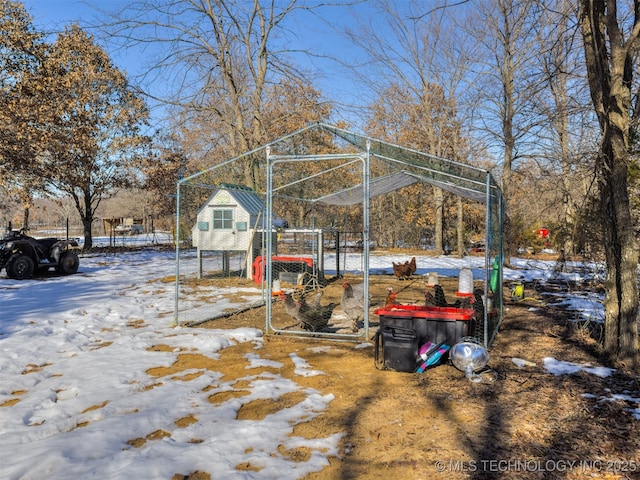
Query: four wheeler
xmin=0 ymin=228 xmax=80 ymax=280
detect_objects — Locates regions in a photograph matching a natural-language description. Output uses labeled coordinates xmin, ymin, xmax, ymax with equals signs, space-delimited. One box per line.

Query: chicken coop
xmin=190 ymin=184 xmax=264 ymax=279
xmin=174 ymin=123 xmax=504 ymax=347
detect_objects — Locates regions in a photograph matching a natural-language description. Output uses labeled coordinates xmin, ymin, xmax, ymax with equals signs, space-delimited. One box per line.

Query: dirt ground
xmin=177 ymin=273 xmax=640 ymax=480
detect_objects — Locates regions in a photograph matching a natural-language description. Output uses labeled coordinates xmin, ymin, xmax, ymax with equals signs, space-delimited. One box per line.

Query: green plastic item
xmin=490 ymin=256 xmax=500 ymax=293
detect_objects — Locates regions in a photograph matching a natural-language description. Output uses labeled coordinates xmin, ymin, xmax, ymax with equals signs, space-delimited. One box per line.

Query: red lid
xmin=374 ymin=304 xmax=475 ymax=320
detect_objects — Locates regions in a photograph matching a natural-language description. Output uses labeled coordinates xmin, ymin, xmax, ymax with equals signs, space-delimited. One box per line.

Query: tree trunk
xmin=579 ymin=0 xmax=639 ymax=369
xmin=501 ymin=139 xmax=514 ymax=268
xmin=82 ymin=217 xmax=93 ymax=250
xmin=22 ymin=204 xmax=30 ymax=231
xmin=71 ymin=188 xmax=95 ymax=251
xmin=82 ymin=189 xmax=94 ymax=250
xmin=600 ymin=134 xmax=638 ymax=368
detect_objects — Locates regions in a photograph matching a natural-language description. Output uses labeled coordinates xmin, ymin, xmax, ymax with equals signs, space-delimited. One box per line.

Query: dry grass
xmin=178 ymin=275 xmax=640 ymax=480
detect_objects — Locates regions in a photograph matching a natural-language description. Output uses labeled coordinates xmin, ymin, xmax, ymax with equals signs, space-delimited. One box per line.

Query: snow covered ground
xmin=0 ymin=243 xmax=629 ymax=479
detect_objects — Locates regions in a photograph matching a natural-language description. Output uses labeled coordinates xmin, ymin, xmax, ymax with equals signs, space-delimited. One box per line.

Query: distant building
xmin=103 ymin=217 xmax=144 ymax=235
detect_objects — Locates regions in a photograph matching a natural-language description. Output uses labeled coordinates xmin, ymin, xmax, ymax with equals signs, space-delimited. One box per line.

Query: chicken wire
xmin=264 ymin=148 xmax=371 ymax=339
xmin=174 ymin=123 xmax=504 ymax=346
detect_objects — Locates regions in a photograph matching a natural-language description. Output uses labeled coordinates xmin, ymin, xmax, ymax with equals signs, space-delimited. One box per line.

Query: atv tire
xmin=6 ymin=254 xmax=35 ymax=280
xmin=56 ymin=251 xmax=79 ymax=275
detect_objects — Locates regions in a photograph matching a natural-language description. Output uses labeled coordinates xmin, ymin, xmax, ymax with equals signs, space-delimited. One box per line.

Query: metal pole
xmin=363 ymin=141 xmax=371 ymax=338
xmin=335 ymin=231 xmax=341 ymax=277
xmin=265 ymin=146 xmax=273 ymax=333
xmin=174 ymin=182 xmax=181 ymax=327
xmin=495 ymin=188 xmax=505 ymax=344
xmin=484 ymin=173 xmax=491 ymax=347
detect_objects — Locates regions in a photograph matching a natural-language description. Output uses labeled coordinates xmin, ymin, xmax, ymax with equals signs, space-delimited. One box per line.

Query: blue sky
xmin=22 ymin=1 xmax=138 ymax=72
xmin=20 ymin=0 xmax=375 ymax=127
xmin=22 ymin=0 xmax=95 ymax=28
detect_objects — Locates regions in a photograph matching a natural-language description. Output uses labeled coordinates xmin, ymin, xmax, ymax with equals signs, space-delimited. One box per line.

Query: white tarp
xmin=314 ymin=170 xmax=489 ymax=205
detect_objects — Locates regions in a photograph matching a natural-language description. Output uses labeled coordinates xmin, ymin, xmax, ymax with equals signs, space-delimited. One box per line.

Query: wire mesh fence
xmin=1 ymin=222 xmax=174 ymax=248
xmin=174 ymin=123 xmax=504 ymax=346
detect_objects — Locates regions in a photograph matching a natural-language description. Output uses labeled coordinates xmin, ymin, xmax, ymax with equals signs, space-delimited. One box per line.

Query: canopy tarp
xmin=181 ymin=122 xmax=501 ymax=205
xmin=313 ymin=170 xmax=490 ymax=205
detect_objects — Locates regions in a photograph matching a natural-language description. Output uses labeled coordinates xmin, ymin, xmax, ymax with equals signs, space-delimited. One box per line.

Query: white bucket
xmin=272 ymin=280 xmax=281 ymax=293
xmin=458 ymin=268 xmax=473 ymax=295
xmin=427 ymin=272 xmax=439 ymax=286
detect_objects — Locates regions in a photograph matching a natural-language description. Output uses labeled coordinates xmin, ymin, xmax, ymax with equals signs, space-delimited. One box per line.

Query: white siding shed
xmin=191 ymin=185 xmax=264 ymax=278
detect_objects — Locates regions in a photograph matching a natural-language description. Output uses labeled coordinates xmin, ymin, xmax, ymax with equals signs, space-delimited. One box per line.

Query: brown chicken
xmin=392 ymin=257 xmax=416 ymax=280
xmin=392 ymin=262 xmax=410 ymax=280
xmin=409 ymin=256 xmax=417 ymax=275
xmin=384 ymin=286 xmax=398 ymax=307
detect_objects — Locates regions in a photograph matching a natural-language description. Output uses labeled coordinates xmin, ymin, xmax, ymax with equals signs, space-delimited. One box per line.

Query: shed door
xmin=212 ymin=208 xmax=236 ymax=248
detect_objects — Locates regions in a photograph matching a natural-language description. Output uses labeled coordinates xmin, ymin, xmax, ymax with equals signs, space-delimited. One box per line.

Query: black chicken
xmin=425 ymin=284 xmax=461 ymax=308
xmin=470 ymin=288 xmax=485 ymax=320
xmin=300 ymin=292 xmax=337 ymax=332
xmin=282 ymin=292 xmax=301 ymax=318
xmin=282 ymin=291 xmax=336 ymax=332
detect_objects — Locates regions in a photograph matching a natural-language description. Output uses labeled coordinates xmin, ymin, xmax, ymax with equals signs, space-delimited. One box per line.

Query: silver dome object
xmin=450 ymin=337 xmax=489 ymax=382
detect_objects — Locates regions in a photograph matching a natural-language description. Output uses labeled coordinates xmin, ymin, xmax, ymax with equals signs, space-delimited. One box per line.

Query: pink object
xmin=417 ymin=342 xmax=436 ymax=361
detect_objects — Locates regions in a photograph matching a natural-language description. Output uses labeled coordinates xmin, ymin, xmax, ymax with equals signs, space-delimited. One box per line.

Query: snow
xmin=543 ymin=357 xmax=616 ymax=378
xmin=0 ymin=241 xmax=629 ymax=479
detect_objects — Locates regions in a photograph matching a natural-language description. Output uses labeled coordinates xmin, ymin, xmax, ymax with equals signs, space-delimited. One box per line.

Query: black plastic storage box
xmin=375 ymin=305 xmax=476 ymax=347
xmin=374 ymin=325 xmax=420 ymax=372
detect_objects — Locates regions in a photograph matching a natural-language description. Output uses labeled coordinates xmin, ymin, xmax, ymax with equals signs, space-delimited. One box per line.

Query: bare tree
xmin=104 ymin=0 xmax=331 ymax=190
xmin=465 ymin=0 xmax=543 ymax=261
xmin=347 ymin=0 xmax=477 ymax=254
xmin=527 ymin=2 xmax=598 ymax=257
xmin=579 ymin=0 xmax=639 ymax=369
xmin=365 ymin=82 xmax=469 ymax=251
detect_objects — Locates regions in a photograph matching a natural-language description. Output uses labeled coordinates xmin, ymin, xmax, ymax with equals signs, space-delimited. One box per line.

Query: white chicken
xmin=341 ymin=281 xmax=369 ymax=332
